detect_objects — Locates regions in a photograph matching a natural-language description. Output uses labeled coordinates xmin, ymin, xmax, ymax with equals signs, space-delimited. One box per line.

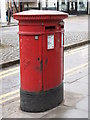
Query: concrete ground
xmin=0 ymin=15 xmax=88 ymax=65
xmin=0 ymin=44 xmax=88 ymax=118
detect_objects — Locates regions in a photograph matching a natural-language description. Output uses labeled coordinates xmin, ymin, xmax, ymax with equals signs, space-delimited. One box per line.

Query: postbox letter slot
xmin=45 ymin=26 xmax=55 ymax=30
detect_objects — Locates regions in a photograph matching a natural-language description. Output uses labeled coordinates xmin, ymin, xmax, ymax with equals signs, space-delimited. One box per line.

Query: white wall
xmin=41 ymin=0 xmax=57 ymax=8
xmin=0 ymin=0 xmax=1 ymax=18
xmin=89 ymin=0 xmax=90 ymax=14
xmin=42 ymin=0 xmax=46 ymax=7
xmin=48 ymin=0 xmax=57 ymax=7
xmin=1 ymin=0 xmax=6 ymax=22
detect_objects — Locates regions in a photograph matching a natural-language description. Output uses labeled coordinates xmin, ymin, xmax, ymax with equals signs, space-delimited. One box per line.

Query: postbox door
xmin=42 ymin=33 xmax=63 ymax=91
xmin=20 ymin=35 xmax=43 ymax=92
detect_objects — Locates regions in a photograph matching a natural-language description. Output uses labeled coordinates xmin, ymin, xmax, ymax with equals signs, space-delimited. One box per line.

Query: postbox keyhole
xmin=61 ymin=25 xmax=64 ymax=28
xmin=38 ymin=58 xmax=40 ymax=61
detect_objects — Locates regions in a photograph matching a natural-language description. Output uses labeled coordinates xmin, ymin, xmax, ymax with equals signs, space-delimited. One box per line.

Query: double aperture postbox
xmin=14 ymin=10 xmax=68 ymax=112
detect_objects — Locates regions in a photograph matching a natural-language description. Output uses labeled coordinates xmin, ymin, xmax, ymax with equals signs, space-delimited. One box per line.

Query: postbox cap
xmin=14 ymin=10 xmax=68 ymax=21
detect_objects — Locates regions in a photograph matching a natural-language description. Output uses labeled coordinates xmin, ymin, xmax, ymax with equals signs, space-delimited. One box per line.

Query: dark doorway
xmin=20 ymin=2 xmax=23 ymax=12
xmin=69 ymin=2 xmax=77 ymax=15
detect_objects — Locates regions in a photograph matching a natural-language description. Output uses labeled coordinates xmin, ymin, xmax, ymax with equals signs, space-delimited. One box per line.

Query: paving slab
xmin=75 ymin=96 xmax=88 ymax=112
xmin=42 ymin=105 xmax=88 ymax=118
xmin=2 ymin=99 xmax=51 ymax=118
xmin=65 ymin=77 xmax=88 ymax=96
xmin=63 ymin=91 xmax=84 ymax=107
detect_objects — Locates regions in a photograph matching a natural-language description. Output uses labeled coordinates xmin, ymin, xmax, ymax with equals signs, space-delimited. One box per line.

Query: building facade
xmin=19 ymin=0 xmax=89 ymax=15
xmin=59 ymin=0 xmax=88 ymax=15
xmin=0 ymin=0 xmax=89 ymax=23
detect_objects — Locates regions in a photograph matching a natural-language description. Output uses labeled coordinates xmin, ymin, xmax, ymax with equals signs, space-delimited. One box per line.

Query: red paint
xmin=14 ymin=10 xmax=68 ymax=92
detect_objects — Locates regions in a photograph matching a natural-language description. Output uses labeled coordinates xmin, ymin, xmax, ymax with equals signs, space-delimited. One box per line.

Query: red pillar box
xmin=14 ymin=10 xmax=68 ymax=112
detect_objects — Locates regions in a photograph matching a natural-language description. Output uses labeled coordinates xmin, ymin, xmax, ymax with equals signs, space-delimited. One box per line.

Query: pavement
xmin=0 ymin=45 xmax=88 ymax=118
xmin=0 ymin=15 xmax=89 ymax=68
xmin=0 ymin=17 xmax=18 ymax=27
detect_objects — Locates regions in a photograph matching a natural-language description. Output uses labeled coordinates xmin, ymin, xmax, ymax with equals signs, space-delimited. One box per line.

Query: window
xmin=78 ymin=0 xmax=87 ymax=11
xmin=59 ymin=0 xmax=68 ymax=12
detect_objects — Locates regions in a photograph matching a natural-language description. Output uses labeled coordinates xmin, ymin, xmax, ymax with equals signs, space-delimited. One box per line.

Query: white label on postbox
xmin=47 ymin=35 xmax=54 ymax=49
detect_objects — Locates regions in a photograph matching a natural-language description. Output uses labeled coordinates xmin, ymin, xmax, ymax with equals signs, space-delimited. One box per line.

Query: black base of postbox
xmin=20 ymin=82 xmax=63 ymax=112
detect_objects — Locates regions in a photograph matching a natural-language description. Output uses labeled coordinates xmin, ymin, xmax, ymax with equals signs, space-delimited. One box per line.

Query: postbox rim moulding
xmin=13 ymin=10 xmax=68 ymax=21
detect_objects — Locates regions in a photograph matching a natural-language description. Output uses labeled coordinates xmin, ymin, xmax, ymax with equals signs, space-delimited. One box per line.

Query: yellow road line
xmin=0 ymin=66 xmax=19 ymax=76
xmin=1 ymin=63 xmax=87 ymax=100
xmin=0 ymin=46 xmax=88 ymax=78
xmin=0 ymin=62 xmax=88 ymax=104
xmin=65 ymin=45 xmax=88 ymax=53
xmin=0 ymin=94 xmax=20 ymax=104
xmin=65 ymin=63 xmax=88 ymax=75
xmin=0 ymin=89 xmax=19 ymax=99
xmin=65 ymin=45 xmax=88 ymax=56
xmin=0 ymin=63 xmax=88 ymax=79
xmin=0 ymin=70 xmax=20 ymax=79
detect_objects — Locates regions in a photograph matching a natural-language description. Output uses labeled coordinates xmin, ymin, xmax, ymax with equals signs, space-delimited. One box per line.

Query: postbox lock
xmin=35 ymin=36 xmax=39 ymax=40
xmin=38 ymin=58 xmax=40 ymax=61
